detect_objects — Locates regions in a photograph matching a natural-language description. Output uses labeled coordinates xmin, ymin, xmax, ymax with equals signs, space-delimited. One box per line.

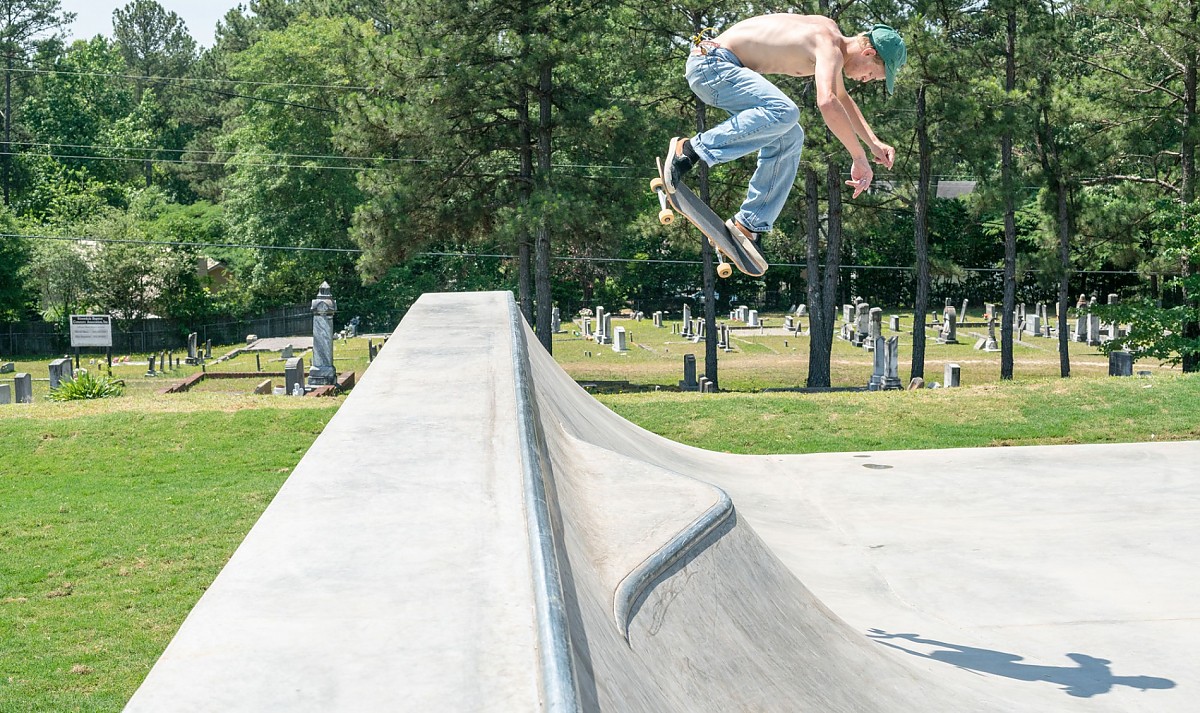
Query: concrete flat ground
xmin=126 ymin=292 xmax=1198 ymax=712
xmin=704 ymin=442 xmax=1199 ymax=711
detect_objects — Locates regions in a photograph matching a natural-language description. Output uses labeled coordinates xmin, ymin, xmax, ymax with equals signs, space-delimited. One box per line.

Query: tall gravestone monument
xmin=307 ymin=282 xmax=338 ymax=386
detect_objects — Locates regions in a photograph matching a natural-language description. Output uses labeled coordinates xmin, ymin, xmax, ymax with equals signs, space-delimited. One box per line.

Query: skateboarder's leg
xmin=682 ymin=49 xmax=800 ymax=167
xmin=735 ymin=122 xmax=805 ymax=234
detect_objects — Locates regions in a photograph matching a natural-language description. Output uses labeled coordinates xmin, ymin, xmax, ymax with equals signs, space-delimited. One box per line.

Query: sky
xmin=59 ymin=1 xmax=242 ymax=50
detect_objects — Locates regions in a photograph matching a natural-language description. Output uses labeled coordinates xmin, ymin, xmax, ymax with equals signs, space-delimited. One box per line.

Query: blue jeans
xmin=686 ymin=48 xmax=805 ymax=234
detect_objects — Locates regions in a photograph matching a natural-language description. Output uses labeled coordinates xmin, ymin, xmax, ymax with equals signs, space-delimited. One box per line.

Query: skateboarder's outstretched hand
xmin=870 ymin=141 xmax=896 ymax=169
xmin=846 ymin=156 xmax=874 ymax=198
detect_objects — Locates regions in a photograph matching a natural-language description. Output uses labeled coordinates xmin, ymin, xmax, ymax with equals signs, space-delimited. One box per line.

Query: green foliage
xmin=1094 ymin=201 xmax=1200 ymax=364
xmin=46 ymin=369 xmax=125 ymax=400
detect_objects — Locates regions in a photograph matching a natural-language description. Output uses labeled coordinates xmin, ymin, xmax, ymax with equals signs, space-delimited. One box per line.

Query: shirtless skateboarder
xmin=663 ymin=14 xmax=907 ymax=270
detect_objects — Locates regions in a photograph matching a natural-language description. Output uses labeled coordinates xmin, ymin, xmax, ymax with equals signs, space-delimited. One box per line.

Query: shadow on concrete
xmin=867 ymin=629 xmax=1175 ymax=698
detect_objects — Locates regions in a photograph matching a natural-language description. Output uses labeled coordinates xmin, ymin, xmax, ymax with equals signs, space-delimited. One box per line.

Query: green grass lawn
xmin=0 ymin=336 xmax=377 ymax=712
xmin=0 ymin=320 xmax=1195 ymax=711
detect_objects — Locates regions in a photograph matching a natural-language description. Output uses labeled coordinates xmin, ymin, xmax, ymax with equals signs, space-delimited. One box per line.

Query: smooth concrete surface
xmin=126 ymin=291 xmax=1198 ymax=711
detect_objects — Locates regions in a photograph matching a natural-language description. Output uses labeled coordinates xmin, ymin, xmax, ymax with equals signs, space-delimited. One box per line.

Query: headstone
xmin=281 ymin=345 xmax=294 ymax=360
xmin=347 ymin=316 xmax=360 ymax=338
xmin=984 ymin=302 xmax=995 ymax=320
xmin=204 ymin=339 xmax=212 ymax=359
xmin=551 ymin=307 xmax=561 ymax=334
xmin=785 ymin=315 xmax=794 ymax=331
xmin=48 ymin=358 xmax=73 ymax=389
xmin=960 ymin=299 xmax=969 ymax=324
xmin=612 ymin=326 xmax=628 ymax=352
xmin=601 ymin=314 xmax=613 ymax=345
xmin=868 ymin=336 xmax=885 ymax=390
xmin=698 ymin=376 xmax=711 ymax=394
xmin=797 ymin=304 xmax=807 ymax=316
xmin=908 ymin=377 xmax=924 ymax=391
xmin=0 ymin=383 xmax=9 ymax=405
xmin=1109 ymin=351 xmax=1134 ymax=377
xmin=0 ymin=362 xmax=13 ymax=373
xmin=854 ymin=303 xmax=871 ymax=345
xmin=679 ymin=354 xmax=699 ymax=391
xmin=14 ymin=372 xmax=32 ymax=403
xmin=308 ymin=282 xmax=338 ymax=386
xmin=186 ymin=332 xmax=199 ymax=364
xmin=882 ymin=337 xmax=903 ymax=390
xmin=145 ymin=354 xmax=157 ymax=377
xmin=285 ymin=357 xmax=306 ymax=395
xmin=944 ymin=362 xmax=961 ymax=388
xmin=938 ymin=306 xmax=959 ymax=344
xmin=843 ymin=304 xmax=854 ymax=329
xmin=254 ymin=379 xmax=273 ymax=395
xmin=582 ymin=317 xmax=592 ymax=339
xmin=868 ymin=308 xmax=883 ymax=347
xmin=1087 ymin=313 xmax=1101 ymax=346
xmin=889 ymin=315 xmax=900 ymax=332
xmin=747 ymin=310 xmax=759 ymax=328
xmin=1027 ymin=314 xmax=1042 ymax=336
xmin=681 ymin=305 xmax=692 ymax=338
xmin=653 ymin=312 xmax=663 ymax=328
xmin=246 ymin=334 xmax=258 ymax=344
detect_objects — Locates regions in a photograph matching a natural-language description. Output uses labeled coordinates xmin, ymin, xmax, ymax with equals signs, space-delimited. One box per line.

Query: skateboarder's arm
xmin=813 ymin=45 xmax=873 ymax=197
xmin=837 ymin=88 xmax=895 ymax=169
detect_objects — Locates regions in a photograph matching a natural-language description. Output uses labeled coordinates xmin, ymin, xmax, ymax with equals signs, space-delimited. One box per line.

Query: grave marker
xmin=882 ymin=337 xmax=903 ymax=390
xmin=285 ymin=357 xmax=306 ymax=395
xmin=1109 ymin=351 xmax=1133 ymax=377
xmin=308 ymin=281 xmax=338 ymax=386
xmin=48 ymin=358 xmax=73 ymax=389
xmin=944 ymin=363 xmax=961 ymax=388
xmin=679 ymin=354 xmax=699 ymax=391
xmin=14 ymin=373 xmax=32 ymax=403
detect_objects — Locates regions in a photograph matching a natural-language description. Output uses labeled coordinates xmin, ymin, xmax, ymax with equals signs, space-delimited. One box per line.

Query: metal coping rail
xmin=612 ymin=494 xmax=734 ymax=640
xmin=507 ymin=295 xmax=582 ymax=712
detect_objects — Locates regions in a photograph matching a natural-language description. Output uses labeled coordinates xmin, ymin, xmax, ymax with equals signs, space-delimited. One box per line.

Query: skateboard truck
xmin=650 ymin=175 xmax=734 ymax=278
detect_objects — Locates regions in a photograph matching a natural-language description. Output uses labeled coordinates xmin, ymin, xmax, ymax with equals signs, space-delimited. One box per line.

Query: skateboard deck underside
xmin=655 ymin=159 xmax=767 ymax=277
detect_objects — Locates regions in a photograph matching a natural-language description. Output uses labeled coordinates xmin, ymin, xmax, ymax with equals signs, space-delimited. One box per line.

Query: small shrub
xmin=47 ymin=370 xmax=125 ymax=401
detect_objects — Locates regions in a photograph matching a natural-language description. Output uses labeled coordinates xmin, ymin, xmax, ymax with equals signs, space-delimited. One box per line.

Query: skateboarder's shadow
xmin=866 ymin=629 xmax=1175 ymax=698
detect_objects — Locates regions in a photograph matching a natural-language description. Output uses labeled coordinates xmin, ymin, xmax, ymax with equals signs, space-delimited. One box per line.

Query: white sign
xmin=70 ymin=315 xmax=113 ymax=348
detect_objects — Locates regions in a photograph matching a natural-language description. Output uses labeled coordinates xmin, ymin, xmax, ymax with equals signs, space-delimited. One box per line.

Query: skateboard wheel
xmin=717 ymin=263 xmax=733 ymax=279
xmin=658 ymin=209 xmax=674 ymax=225
xmin=650 ymin=177 xmax=665 ymax=192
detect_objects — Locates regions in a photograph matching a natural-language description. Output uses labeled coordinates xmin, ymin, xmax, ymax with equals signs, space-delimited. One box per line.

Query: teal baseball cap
xmin=867 ymin=24 xmax=907 ymax=94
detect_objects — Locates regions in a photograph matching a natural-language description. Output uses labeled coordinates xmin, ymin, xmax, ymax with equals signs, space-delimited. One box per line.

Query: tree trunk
xmin=804 ymin=168 xmax=829 ymax=387
xmin=1181 ymin=0 xmax=1199 ymax=372
xmin=696 ymin=98 xmax=718 ymax=390
xmin=535 ymin=63 xmax=553 ymax=353
xmin=3 ymin=54 xmax=11 ymax=206
xmin=1001 ymin=8 xmax=1017 ymax=380
xmin=1057 ymin=182 xmax=1072 ymax=377
xmin=517 ymin=85 xmax=534 ymax=325
xmin=911 ymin=85 xmax=931 ymax=381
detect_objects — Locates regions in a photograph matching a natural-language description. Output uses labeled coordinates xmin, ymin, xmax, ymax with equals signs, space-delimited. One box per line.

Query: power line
xmin=5 ymin=64 xmax=373 ymax=92
xmin=2 ymin=234 xmax=1152 ymax=275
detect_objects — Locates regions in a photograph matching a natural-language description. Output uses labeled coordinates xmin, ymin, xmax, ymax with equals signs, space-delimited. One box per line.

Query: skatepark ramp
xmin=125 ymin=291 xmax=1193 ymax=712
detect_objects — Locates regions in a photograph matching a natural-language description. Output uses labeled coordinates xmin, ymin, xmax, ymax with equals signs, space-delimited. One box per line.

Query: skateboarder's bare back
xmin=709 ymin=14 xmax=840 ymax=78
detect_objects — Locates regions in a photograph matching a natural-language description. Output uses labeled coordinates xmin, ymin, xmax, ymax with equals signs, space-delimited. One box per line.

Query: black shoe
xmin=664 ymin=137 xmax=695 ymax=193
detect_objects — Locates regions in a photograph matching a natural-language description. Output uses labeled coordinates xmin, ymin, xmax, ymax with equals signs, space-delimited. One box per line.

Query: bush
xmin=47 ymin=369 xmax=125 ymax=401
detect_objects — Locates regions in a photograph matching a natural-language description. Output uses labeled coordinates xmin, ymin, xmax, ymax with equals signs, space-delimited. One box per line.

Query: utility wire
xmin=3 ymin=233 xmax=1155 ymax=274
xmin=4 ymin=64 xmax=373 ymax=92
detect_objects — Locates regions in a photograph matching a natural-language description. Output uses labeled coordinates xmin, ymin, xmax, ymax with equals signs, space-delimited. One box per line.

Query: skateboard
xmin=651 ymin=157 xmax=768 ymax=278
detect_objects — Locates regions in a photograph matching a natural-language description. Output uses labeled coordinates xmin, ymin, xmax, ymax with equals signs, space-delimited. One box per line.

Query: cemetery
xmin=2 ymin=286 xmax=1198 ymax=712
